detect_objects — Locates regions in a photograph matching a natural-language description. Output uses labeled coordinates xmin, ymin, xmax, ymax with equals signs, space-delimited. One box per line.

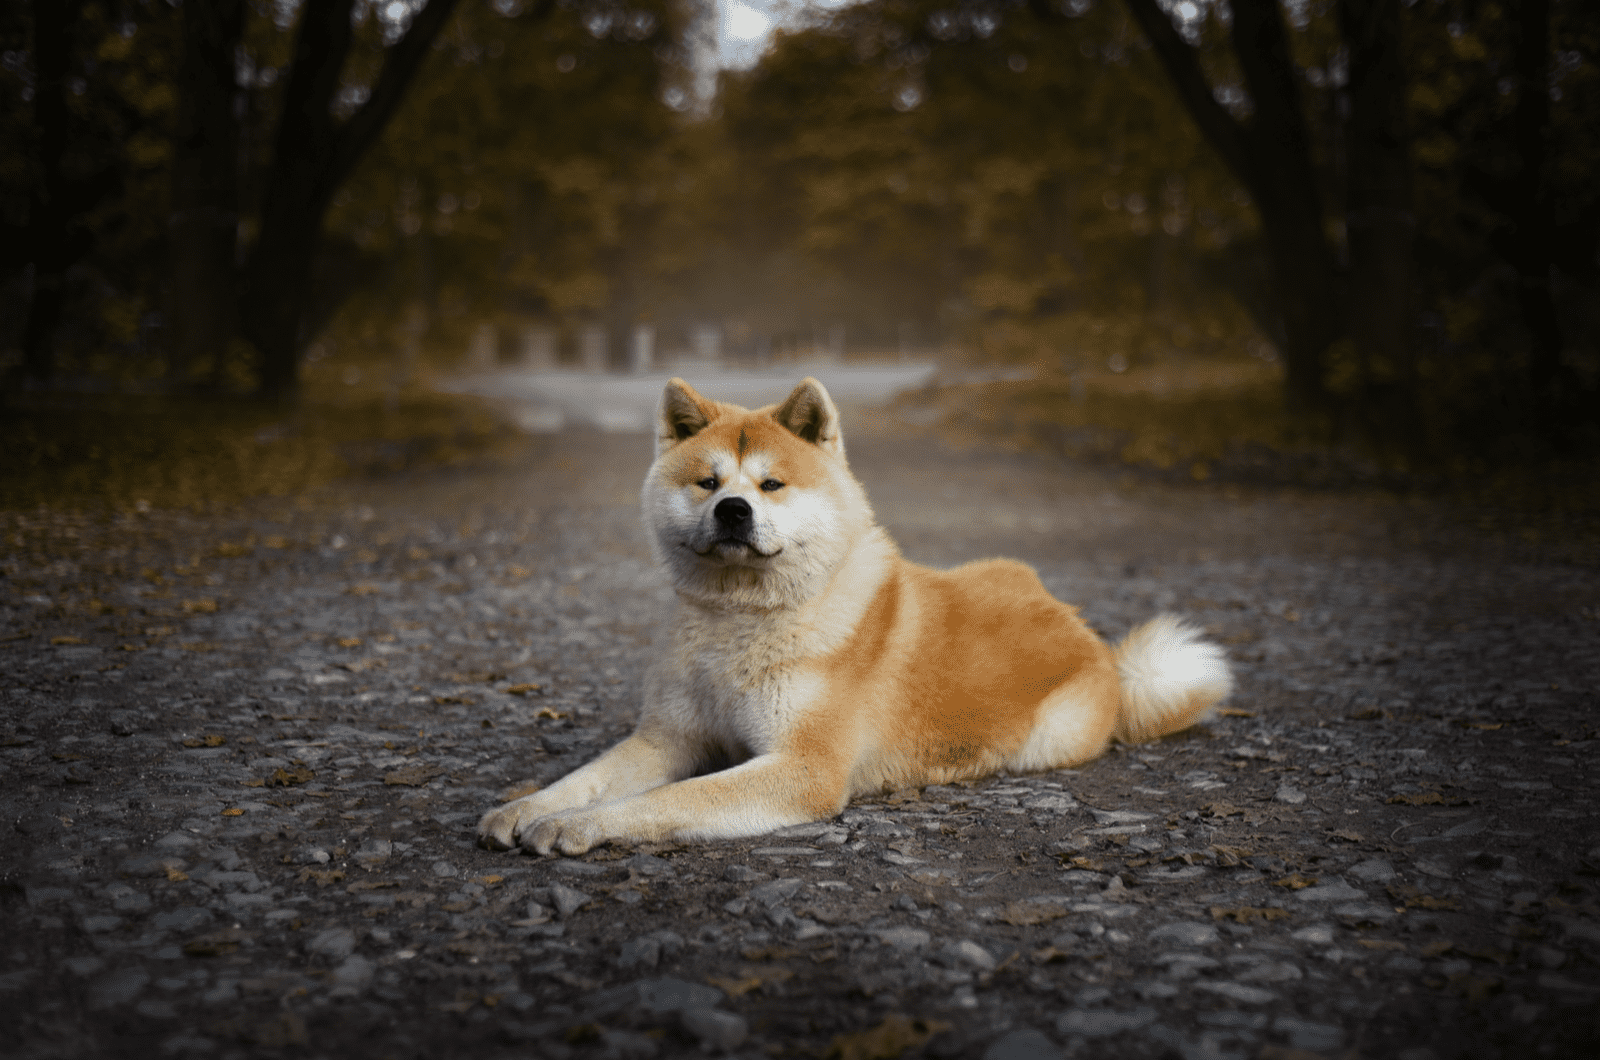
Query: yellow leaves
xmin=1210 ymin=906 xmax=1292 ymax=924
xmin=707 ymin=968 xmax=793 ymax=997
xmin=50 ymin=636 xmax=87 ymax=646
xmin=506 ymin=682 xmax=543 ymax=696
xmin=220 ymin=808 xmax=245 ymax=817
xmin=346 ymin=583 xmax=381 ymax=596
xmin=298 ymin=868 xmax=346 ymax=887
xmin=1000 ymin=900 xmax=1070 ymax=926
xmin=267 ymin=766 xmax=315 ymax=787
xmin=180 ymin=598 xmax=218 ymax=613
xmin=181 ymin=735 xmax=226 ymax=748
xmin=826 ymin=1015 xmax=950 ymax=1060
xmin=1272 ymin=873 xmax=1319 ymax=890
xmin=336 ymin=636 xmax=363 ymax=648
xmin=211 ymin=542 xmax=253 ymax=558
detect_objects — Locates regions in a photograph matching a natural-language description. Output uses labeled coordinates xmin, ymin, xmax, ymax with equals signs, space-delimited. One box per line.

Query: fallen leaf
xmin=210 ymin=542 xmax=253 ymax=558
xmin=1032 ymin=946 xmax=1074 ymax=963
xmin=242 ymin=778 xmax=266 ymax=788
xmin=1200 ymin=801 xmax=1244 ymax=818
xmin=183 ymin=929 xmax=245 ymax=957
xmin=220 ymin=808 xmax=244 ymax=817
xmin=534 ymin=706 xmax=566 ymax=719
xmin=50 ymin=635 xmax=87 ymax=646
xmin=433 ymin=694 xmax=472 ymax=706
xmin=268 ymin=766 xmax=314 ymax=786
xmin=506 ymin=683 xmax=543 ymax=696
xmin=1329 ymin=829 xmax=1365 ymax=842
xmin=506 ymin=565 xmax=532 ymax=578
xmin=1348 ymin=707 xmax=1386 ymax=720
xmin=181 ymin=598 xmax=219 ymax=614
xmin=165 ymin=867 xmax=189 ymax=882
xmin=336 ymin=636 xmax=363 ymax=648
xmin=1272 ymin=873 xmax=1319 ymax=890
xmin=346 ymin=583 xmax=381 ymax=596
xmin=1388 ymin=791 xmax=1446 ymax=806
xmin=182 ymin=735 xmax=226 ymax=748
xmin=346 ymin=880 xmax=400 ymax=893
xmin=1457 ymin=720 xmax=1504 ymax=731
xmin=1357 ymin=939 xmax=1407 ymax=951
xmin=1210 ymin=906 xmax=1292 ymax=923
xmin=827 ymin=1015 xmax=951 ymax=1060
xmin=384 ymin=764 xmax=443 ymax=787
xmin=297 ymin=868 xmax=346 ymax=887
xmin=344 ymin=658 xmax=384 ymax=673
xmin=1000 ymin=901 xmax=1070 ymax=926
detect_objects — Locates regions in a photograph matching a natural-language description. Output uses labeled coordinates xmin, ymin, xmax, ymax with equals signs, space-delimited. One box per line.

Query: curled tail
xmin=1112 ymin=614 xmax=1234 ymax=743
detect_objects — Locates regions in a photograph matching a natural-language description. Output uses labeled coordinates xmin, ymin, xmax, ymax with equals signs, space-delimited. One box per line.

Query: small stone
xmin=1295 ymin=881 xmax=1366 ymax=902
xmin=985 ymin=1028 xmax=1063 ymax=1060
xmin=289 ymin=845 xmax=326 ymax=866
xmin=947 ymin=940 xmax=997 ymax=970
xmin=682 ymin=1007 xmax=748 ymax=1050
xmin=875 ymin=927 xmax=931 ymax=950
xmin=623 ymin=853 xmax=675 ymax=877
xmin=1273 ymin=785 xmax=1307 ymax=805
xmin=1291 ymin=924 xmax=1335 ymax=945
xmin=330 ymin=954 xmax=374 ymax=994
xmin=430 ymin=860 xmax=456 ymax=878
xmin=1348 ymin=858 xmax=1396 ymax=882
xmin=548 ymin=882 xmax=592 ymax=918
xmin=748 ymin=878 xmax=803 ymax=906
xmin=723 ymin=864 xmax=766 ymax=883
xmin=353 ymin=839 xmax=391 ymax=866
xmin=1198 ymin=1011 xmax=1268 ymax=1030
xmin=636 ymin=976 xmax=721 ymax=1013
xmin=1089 ymin=810 xmax=1154 ymax=825
xmin=1272 ymin=1016 xmax=1344 ymax=1052
xmin=1055 ymin=1007 xmax=1156 ymax=1037
xmin=82 ymin=915 xmax=123 ymax=933
xmin=1148 ymin=921 xmax=1219 ymax=947
xmin=153 ymin=832 xmax=199 ymax=852
xmin=88 ymin=967 xmax=150 ymax=1009
xmin=1236 ymin=961 xmax=1303 ymax=983
xmin=1192 ymin=981 xmax=1277 ymax=1004
xmin=307 ymin=927 xmax=357 ymax=959
xmin=618 ymin=937 xmax=661 ymax=970
xmin=152 ymin=907 xmax=212 ymax=933
xmin=599 ymin=1029 xmax=658 ymax=1060
xmin=64 ymin=956 xmax=106 ymax=977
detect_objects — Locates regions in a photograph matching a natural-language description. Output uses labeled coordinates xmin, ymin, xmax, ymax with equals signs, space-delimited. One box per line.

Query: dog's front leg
xmin=521 ymin=751 xmax=849 ymax=857
xmin=477 ymin=727 xmax=696 ymax=850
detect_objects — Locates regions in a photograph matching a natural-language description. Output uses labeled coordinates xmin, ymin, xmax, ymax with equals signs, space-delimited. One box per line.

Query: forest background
xmin=1 ymin=0 xmax=1597 ymax=504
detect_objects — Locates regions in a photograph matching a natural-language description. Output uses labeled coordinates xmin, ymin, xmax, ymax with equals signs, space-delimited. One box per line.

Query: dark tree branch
xmin=1121 ymin=0 xmax=1254 ymax=188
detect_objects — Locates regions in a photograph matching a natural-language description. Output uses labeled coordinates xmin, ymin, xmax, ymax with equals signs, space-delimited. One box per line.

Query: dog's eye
xmin=760 ymin=479 xmax=785 ymax=492
xmin=697 ymin=476 xmax=718 ymax=491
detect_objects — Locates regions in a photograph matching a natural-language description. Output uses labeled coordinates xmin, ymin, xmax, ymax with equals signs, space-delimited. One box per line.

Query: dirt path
xmin=2 ymin=416 xmax=1597 ymax=1060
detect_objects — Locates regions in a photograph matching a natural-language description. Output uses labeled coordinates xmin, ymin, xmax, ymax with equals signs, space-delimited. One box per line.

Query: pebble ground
xmin=2 ymin=418 xmax=1598 ymax=1060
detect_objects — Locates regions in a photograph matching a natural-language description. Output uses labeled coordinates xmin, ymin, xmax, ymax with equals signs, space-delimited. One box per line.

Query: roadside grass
xmin=895 ymin=355 xmax=1600 ymax=516
xmin=0 ymin=387 xmax=526 ymax=513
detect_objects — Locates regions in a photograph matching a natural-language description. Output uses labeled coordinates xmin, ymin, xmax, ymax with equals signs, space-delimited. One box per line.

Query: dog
xmin=478 ymin=377 xmax=1232 ymax=856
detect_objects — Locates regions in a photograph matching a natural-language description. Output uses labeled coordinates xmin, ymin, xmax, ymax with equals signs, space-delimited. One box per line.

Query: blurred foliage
xmin=0 ymin=386 xmax=525 ymax=513
xmin=0 ymin=0 xmax=1596 ymax=478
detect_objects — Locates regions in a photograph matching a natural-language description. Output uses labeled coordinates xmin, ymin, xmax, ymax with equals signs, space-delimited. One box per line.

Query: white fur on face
xmin=642 ymin=440 xmax=867 ymax=611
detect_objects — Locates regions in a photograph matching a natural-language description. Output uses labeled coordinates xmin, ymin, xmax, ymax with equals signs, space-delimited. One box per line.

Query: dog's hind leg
xmin=477 ymin=726 xmax=701 ymax=850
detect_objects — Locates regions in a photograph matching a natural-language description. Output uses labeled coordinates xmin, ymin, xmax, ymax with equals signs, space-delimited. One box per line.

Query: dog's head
xmin=642 ymin=377 xmax=874 ymax=609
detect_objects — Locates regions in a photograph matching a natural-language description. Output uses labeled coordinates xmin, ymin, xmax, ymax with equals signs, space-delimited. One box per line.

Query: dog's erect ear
xmin=658 ymin=378 xmax=718 ymax=455
xmin=773 ymin=377 xmax=842 ymax=455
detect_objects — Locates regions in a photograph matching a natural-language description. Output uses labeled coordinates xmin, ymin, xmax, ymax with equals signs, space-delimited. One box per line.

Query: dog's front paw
xmin=521 ymin=809 xmax=610 ymax=857
xmin=477 ymin=796 xmax=548 ymax=851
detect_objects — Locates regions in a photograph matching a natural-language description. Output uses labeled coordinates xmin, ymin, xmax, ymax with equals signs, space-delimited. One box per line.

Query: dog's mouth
xmin=687 ymin=538 xmax=782 ymax=561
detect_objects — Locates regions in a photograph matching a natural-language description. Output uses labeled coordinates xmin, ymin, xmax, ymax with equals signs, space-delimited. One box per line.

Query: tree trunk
xmin=1340 ymin=0 xmax=1416 ymax=397
xmin=238 ymin=0 xmax=462 ymax=402
xmin=1508 ymin=0 xmax=1563 ymax=402
xmin=19 ymin=0 xmax=88 ymax=386
xmin=169 ymin=0 xmax=246 ymax=391
xmin=1124 ymin=0 xmax=1341 ymax=409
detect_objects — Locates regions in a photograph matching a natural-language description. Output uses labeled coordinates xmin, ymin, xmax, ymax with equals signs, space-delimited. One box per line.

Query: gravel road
xmin=2 ymin=414 xmax=1598 ymax=1060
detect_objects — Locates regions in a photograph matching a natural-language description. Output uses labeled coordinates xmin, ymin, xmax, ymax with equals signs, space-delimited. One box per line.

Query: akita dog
xmin=478 ymin=377 xmax=1232 ymax=856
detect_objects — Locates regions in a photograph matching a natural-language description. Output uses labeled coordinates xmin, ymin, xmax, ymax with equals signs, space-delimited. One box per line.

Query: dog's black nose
xmin=714 ymin=496 xmax=752 ymax=529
